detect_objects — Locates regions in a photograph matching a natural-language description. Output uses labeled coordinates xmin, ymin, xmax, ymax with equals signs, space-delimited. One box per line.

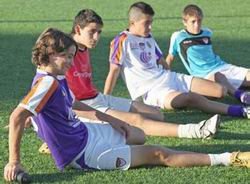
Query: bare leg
xmin=106 ymin=109 xmax=219 ymax=139
xmin=207 ymin=72 xmax=236 ymax=96
xmin=106 ymin=109 xmax=178 ymax=137
xmin=130 ymin=145 xmax=210 ymax=167
xmin=190 ymin=76 xmax=227 ymax=98
xmin=130 ymin=101 xmax=164 ymax=121
xmin=163 ymin=91 xmax=229 ymax=114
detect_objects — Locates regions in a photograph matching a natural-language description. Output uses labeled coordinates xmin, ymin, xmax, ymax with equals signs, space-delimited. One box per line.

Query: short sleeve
xmin=19 ymin=76 xmax=58 ymax=115
xmin=109 ymin=33 xmax=128 ymax=66
xmin=168 ymin=32 xmax=179 ymax=56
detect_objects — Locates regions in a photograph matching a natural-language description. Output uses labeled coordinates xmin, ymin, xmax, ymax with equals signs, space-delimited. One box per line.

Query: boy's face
xmin=75 ymin=22 xmax=102 ymax=49
xmin=49 ymin=45 xmax=76 ymax=75
xmin=183 ymin=15 xmax=202 ymax=34
xmin=130 ymin=14 xmax=153 ymax=37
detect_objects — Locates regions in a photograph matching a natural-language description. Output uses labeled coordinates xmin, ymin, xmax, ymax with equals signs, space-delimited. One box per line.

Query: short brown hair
xmin=128 ymin=1 xmax=154 ymax=21
xmin=71 ymin=9 xmax=103 ymax=34
xmin=32 ymin=28 xmax=77 ymax=66
xmin=182 ymin=4 xmax=203 ymax=20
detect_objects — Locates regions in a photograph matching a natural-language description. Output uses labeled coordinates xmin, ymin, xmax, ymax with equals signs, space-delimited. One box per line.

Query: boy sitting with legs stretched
xmin=166 ymin=4 xmax=250 ymax=104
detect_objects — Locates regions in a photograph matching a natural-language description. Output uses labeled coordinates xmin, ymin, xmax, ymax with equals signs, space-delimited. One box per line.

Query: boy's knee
xmin=183 ymin=93 xmax=196 ymax=104
xmin=127 ymin=126 xmax=146 ymax=145
xmin=214 ymin=72 xmax=224 ymax=81
xmin=214 ymin=72 xmax=228 ymax=97
xmin=136 ymin=127 xmax=146 ymax=144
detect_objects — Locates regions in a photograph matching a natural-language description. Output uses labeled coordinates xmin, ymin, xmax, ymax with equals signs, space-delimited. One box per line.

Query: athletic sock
xmin=178 ymin=124 xmax=199 ymax=138
xmin=227 ymin=105 xmax=244 ymax=117
xmin=208 ymin=152 xmax=231 ymax=166
xmin=234 ymin=89 xmax=244 ymax=100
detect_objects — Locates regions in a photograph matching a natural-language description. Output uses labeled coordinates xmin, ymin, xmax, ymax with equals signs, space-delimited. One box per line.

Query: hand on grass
xmin=4 ymin=161 xmax=24 ymax=182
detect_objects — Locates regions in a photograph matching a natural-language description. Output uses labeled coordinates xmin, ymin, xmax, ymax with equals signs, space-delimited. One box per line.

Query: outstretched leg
xmin=106 ymin=109 xmax=220 ymax=139
xmin=163 ymin=91 xmax=248 ymax=118
xmin=130 ymin=145 xmax=250 ymax=168
xmin=190 ymin=76 xmax=227 ymax=98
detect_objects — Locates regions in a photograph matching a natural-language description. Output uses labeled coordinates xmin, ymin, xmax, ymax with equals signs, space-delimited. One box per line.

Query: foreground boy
xmin=66 ymin=9 xmax=220 ymax=139
xmin=104 ymin=1 xmax=250 ymax=119
xmin=166 ymin=4 xmax=250 ymax=104
xmin=4 ymin=27 xmax=250 ymax=183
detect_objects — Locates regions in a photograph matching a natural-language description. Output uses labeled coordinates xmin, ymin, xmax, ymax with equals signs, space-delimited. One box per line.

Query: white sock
xmin=208 ymin=152 xmax=231 ymax=166
xmin=178 ymin=124 xmax=200 ymax=138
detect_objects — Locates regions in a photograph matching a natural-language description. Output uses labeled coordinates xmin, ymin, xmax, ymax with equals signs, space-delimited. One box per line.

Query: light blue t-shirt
xmin=168 ymin=28 xmax=225 ymax=77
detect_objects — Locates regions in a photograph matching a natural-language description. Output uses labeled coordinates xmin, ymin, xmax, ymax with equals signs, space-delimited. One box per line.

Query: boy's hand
xmin=109 ymin=120 xmax=131 ymax=139
xmin=4 ymin=162 xmax=24 ymax=182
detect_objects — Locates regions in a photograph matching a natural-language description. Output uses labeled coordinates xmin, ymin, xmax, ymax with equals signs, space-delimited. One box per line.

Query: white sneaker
xmin=240 ymin=92 xmax=250 ymax=105
xmin=243 ymin=106 xmax=250 ymax=119
xmin=197 ymin=114 xmax=221 ymax=139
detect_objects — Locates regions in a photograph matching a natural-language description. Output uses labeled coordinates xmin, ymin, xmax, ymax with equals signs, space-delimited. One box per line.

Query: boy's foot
xmin=230 ymin=152 xmax=250 ymax=168
xmin=197 ymin=114 xmax=221 ymax=139
xmin=240 ymin=92 xmax=250 ymax=105
xmin=243 ymin=106 xmax=250 ymax=119
xmin=39 ymin=142 xmax=51 ymax=154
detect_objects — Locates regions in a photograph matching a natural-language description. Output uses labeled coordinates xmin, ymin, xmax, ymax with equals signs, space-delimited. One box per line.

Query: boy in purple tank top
xmin=4 ymin=27 xmax=250 ymax=183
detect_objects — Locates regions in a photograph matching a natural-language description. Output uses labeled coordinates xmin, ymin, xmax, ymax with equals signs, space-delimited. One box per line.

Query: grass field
xmin=1 ymin=0 xmax=250 ymax=183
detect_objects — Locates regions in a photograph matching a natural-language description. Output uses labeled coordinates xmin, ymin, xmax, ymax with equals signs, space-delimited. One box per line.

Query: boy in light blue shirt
xmin=166 ymin=4 xmax=250 ymax=104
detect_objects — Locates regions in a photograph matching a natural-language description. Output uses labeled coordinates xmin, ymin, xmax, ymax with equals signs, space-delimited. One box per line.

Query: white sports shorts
xmin=69 ymin=122 xmax=131 ymax=170
xmin=81 ymin=93 xmax=132 ymax=113
xmin=205 ymin=63 xmax=248 ymax=89
xmin=143 ymin=71 xmax=193 ymax=108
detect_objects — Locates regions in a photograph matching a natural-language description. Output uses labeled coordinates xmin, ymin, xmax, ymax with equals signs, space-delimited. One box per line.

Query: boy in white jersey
xmin=4 ymin=27 xmax=250 ymax=183
xmin=166 ymin=4 xmax=250 ymax=104
xmin=104 ymin=1 xmax=250 ymax=119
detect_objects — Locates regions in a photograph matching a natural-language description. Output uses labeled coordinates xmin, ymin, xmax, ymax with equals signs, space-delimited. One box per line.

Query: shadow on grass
xmin=215 ymin=131 xmax=250 ymax=140
xmin=31 ymin=169 xmax=93 ymax=183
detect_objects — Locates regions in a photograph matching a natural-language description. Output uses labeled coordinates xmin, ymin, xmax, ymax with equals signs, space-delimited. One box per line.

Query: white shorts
xmin=81 ymin=93 xmax=132 ymax=113
xmin=205 ymin=64 xmax=248 ymax=89
xmin=69 ymin=122 xmax=131 ymax=170
xmin=143 ymin=71 xmax=193 ymax=108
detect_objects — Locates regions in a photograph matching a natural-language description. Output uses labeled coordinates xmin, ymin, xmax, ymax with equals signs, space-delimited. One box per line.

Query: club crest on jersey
xmin=116 ymin=157 xmax=127 ymax=168
xmin=140 ymin=51 xmax=152 ymax=64
xmin=202 ymin=38 xmax=209 ymax=44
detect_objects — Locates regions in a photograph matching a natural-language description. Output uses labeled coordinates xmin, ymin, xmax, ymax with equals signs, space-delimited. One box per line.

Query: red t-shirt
xmin=66 ymin=49 xmax=98 ymax=100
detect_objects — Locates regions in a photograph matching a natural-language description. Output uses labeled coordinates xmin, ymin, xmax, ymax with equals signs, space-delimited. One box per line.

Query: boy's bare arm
xmin=73 ymin=100 xmax=104 ymax=121
xmin=165 ymin=54 xmax=175 ymax=69
xmin=4 ymin=107 xmax=33 ymax=182
xmin=103 ymin=63 xmax=121 ymax=95
xmin=73 ymin=100 xmax=130 ymax=137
